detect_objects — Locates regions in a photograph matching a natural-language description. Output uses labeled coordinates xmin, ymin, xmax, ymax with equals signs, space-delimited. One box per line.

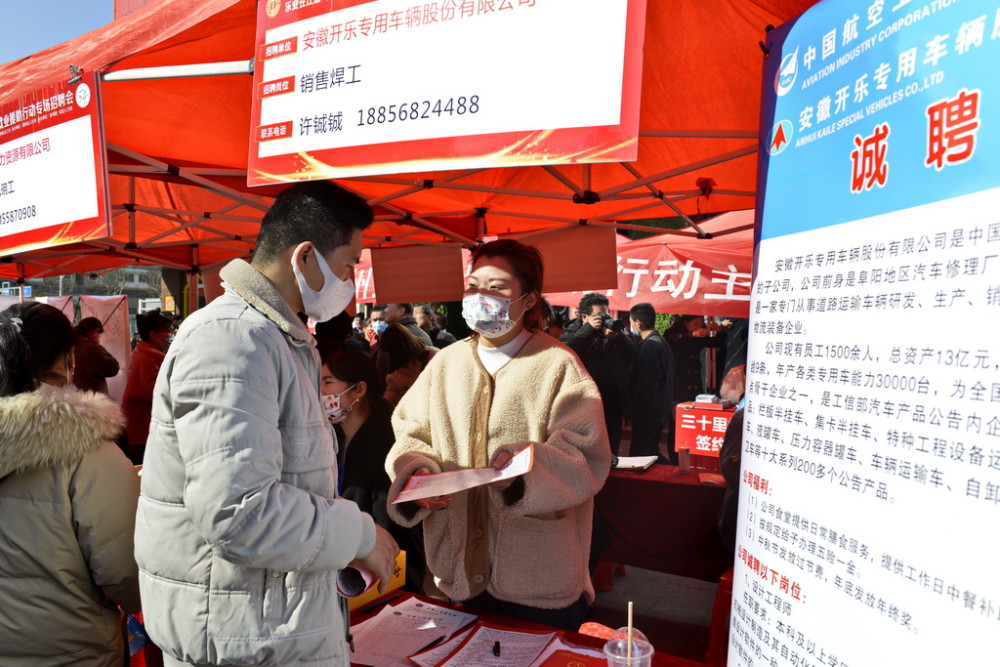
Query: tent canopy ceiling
xmin=0 ymin=0 xmax=816 ymax=280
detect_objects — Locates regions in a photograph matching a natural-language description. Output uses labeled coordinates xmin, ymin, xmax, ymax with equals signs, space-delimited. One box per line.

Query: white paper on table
xmin=613 ymin=455 xmax=658 ymax=470
xmin=392 ymin=596 xmax=477 ymax=633
xmin=408 ymin=628 xmax=473 ymax=667
xmin=349 ymin=597 xmax=477 ymax=667
xmin=392 ymin=444 xmax=535 ymax=504
xmin=529 ymin=637 xmax=605 ymax=666
xmin=436 ymin=624 xmax=555 ymax=667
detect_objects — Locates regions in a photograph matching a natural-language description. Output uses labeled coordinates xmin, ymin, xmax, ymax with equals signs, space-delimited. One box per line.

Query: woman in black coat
xmin=320 ymin=348 xmax=426 ymax=593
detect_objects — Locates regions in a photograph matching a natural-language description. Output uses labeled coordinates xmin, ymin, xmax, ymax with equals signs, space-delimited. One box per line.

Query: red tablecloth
xmin=351 ymin=591 xmax=706 ymax=666
xmin=595 ymin=464 xmax=731 ymax=582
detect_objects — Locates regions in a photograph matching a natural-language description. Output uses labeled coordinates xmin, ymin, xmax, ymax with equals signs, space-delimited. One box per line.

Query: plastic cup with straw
xmin=603 ymin=600 xmax=654 ymax=666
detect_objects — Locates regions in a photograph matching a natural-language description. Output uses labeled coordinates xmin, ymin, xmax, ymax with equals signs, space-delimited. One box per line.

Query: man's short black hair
xmin=392 ymin=303 xmax=414 ymax=315
xmin=252 ymin=181 xmax=373 ymax=264
xmin=629 ymin=303 xmax=656 ymax=330
xmin=416 ymin=305 xmax=435 ymax=317
xmin=578 ymin=292 xmax=610 ymax=317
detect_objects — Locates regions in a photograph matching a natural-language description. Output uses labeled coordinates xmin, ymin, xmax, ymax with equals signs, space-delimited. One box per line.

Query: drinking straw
xmin=627 ymin=601 xmax=634 ymax=661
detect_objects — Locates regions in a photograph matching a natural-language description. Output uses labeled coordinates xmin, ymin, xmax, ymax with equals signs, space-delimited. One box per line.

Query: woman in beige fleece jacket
xmin=386 ymin=240 xmax=611 ymax=631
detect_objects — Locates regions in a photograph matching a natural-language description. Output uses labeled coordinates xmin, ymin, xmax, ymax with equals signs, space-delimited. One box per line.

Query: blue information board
xmin=758 ymin=0 xmax=1000 ymax=239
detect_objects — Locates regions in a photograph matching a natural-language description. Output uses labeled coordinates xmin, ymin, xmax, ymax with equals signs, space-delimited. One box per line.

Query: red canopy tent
xmin=0 ymin=0 xmax=816 ymax=288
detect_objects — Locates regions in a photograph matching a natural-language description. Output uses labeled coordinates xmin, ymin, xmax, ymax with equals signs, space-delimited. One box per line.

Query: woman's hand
xmin=489 ymin=450 xmax=516 ymax=491
xmin=411 ymin=467 xmax=452 ymax=511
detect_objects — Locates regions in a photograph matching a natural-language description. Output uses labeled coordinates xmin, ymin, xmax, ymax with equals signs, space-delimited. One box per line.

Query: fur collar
xmin=219 ymin=259 xmax=312 ymax=344
xmin=0 ymin=385 xmax=124 ymax=478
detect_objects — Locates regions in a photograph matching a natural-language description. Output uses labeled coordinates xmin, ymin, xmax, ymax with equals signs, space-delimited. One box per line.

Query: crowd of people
xmin=0 ymin=180 xmax=745 ymax=666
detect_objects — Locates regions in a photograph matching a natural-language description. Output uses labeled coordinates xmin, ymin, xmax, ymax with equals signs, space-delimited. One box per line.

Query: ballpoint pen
xmin=415 ymin=636 xmax=446 ymax=653
xmin=358 ymin=592 xmax=400 ymax=615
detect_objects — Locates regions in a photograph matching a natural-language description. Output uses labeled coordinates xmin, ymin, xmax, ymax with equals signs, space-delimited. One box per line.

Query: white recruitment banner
xmin=735 ymin=1 xmax=1000 ymax=665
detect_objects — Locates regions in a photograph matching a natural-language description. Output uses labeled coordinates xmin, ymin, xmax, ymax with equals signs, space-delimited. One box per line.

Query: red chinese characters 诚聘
xmin=925 ymin=88 xmax=981 ymax=171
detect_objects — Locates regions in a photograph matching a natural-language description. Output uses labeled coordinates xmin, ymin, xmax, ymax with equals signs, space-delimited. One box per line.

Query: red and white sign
xmin=0 ymin=73 xmax=109 ymax=255
xmin=0 ymin=71 xmax=109 ymax=256
xmin=675 ymin=403 xmax=736 ymax=457
xmin=248 ymin=0 xmax=646 ymax=185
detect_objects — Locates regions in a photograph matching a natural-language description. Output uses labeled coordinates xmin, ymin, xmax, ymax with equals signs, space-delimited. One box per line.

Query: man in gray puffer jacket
xmin=135 ymin=182 xmax=398 ymax=667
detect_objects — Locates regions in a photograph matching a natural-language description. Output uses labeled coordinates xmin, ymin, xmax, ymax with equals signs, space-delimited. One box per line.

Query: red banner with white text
xmin=248 ymin=0 xmax=646 ymax=185
xmin=0 ymin=70 xmax=109 ymax=256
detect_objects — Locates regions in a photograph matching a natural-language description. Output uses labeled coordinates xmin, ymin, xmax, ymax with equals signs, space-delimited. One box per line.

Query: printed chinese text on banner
xmin=247 ymin=0 xmax=646 ymax=185
xmin=0 ymin=71 xmax=109 ymax=256
xmin=735 ymin=1 xmax=1000 ymax=666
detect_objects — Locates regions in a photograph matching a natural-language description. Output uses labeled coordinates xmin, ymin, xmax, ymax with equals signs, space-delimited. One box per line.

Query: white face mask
xmin=292 ymin=245 xmax=355 ymax=322
xmin=462 ymin=292 xmax=527 ymax=339
xmin=321 ymin=384 xmax=358 ymax=424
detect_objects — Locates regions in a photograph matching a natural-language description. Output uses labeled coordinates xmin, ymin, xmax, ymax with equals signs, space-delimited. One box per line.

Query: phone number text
xmin=356 ymin=95 xmax=480 ymax=126
xmin=0 ymin=204 xmax=36 ymax=225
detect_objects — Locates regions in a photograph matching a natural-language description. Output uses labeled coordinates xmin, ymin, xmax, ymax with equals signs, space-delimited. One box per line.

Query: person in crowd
xmin=315 ymin=310 xmax=369 ymax=354
xmin=540 ymin=298 xmax=566 ymax=338
xmin=0 ymin=302 xmax=141 ymax=666
xmin=373 ymin=323 xmax=436 ymax=407
xmin=627 ymin=303 xmax=675 ymax=461
xmin=663 ymin=314 xmax=726 ymax=403
xmin=662 ymin=314 xmax=726 ymax=463
xmin=718 ymin=363 xmax=747 ymax=554
xmin=722 ymin=317 xmax=749 ymax=377
xmin=120 ymin=308 xmax=173 ymax=464
xmin=134 ymin=181 xmax=398 ymax=667
xmin=365 ymin=304 xmax=388 ymax=345
xmin=385 ymin=239 xmax=610 ymax=631
xmin=433 ymin=311 xmax=458 ymax=343
xmin=72 ymin=316 xmax=120 ymax=394
xmin=560 ymin=292 xmax=636 ymax=454
xmin=320 ymin=348 xmax=426 ymax=593
xmin=416 ymin=304 xmax=457 ymax=348
xmin=383 ymin=302 xmax=434 ymax=347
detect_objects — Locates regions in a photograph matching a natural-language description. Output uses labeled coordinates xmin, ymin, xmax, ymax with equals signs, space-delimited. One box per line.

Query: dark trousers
xmin=464 ymin=591 xmax=589 ymax=632
xmin=629 ymin=417 xmax=665 ymax=459
xmin=604 ymin=404 xmax=623 ymax=455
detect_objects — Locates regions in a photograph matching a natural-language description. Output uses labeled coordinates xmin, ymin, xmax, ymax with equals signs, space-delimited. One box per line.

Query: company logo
xmin=266 ymin=0 xmax=282 ymax=18
xmin=75 ymin=83 xmax=92 ymax=108
xmin=775 ymin=48 xmax=798 ymax=96
xmin=768 ymin=120 xmax=793 ymax=155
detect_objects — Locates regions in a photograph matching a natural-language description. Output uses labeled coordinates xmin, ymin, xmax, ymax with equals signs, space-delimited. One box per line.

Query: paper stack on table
xmin=349 ymin=597 xmax=476 ymax=667
xmin=408 ymin=621 xmax=605 ymax=667
xmin=424 ymin=622 xmax=555 ymax=667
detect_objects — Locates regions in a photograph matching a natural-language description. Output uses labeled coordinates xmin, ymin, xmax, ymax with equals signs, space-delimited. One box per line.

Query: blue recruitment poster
xmin=736 ymin=1 xmax=1000 ymax=665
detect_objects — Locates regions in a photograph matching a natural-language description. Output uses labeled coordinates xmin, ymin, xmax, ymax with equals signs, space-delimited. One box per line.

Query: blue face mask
xmin=372 ymin=320 xmax=389 ymax=336
xmin=630 ymin=328 xmax=640 ymax=337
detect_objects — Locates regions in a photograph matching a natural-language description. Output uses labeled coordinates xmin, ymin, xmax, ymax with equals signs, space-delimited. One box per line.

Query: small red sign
xmin=260 ymin=36 xmax=299 ymax=60
xmin=675 ymin=403 xmax=736 ymax=457
xmin=257 ymin=121 xmax=293 ymax=142
xmin=259 ymin=76 xmax=296 ymax=99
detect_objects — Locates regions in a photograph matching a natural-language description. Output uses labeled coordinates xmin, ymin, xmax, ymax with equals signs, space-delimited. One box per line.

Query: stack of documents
xmin=350 ymin=597 xmax=606 ymax=667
